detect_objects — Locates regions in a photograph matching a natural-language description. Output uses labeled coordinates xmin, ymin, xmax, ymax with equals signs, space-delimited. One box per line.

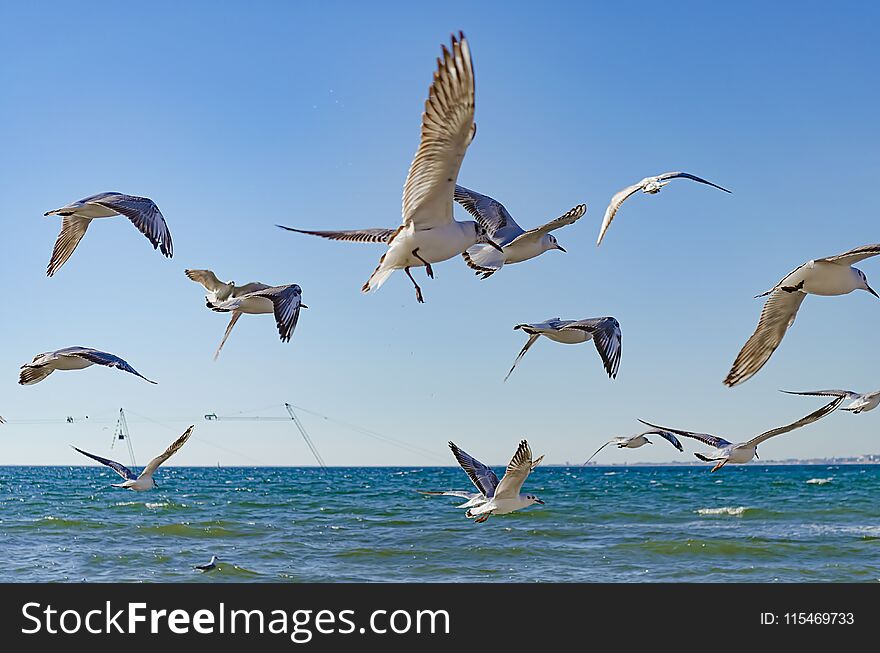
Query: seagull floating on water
xmin=583 ymin=429 xmax=684 ymax=465
xmin=596 ymin=172 xmax=730 ymax=246
xmin=193 ymin=555 xmax=219 ymax=572
xmin=453 ymin=185 xmax=586 ymax=278
xmin=639 ymin=396 xmax=844 ymax=472
xmin=277 ymin=33 xmax=503 ymax=303
xmin=725 ymin=243 xmax=880 ymax=387
xmin=506 ymin=317 xmax=621 ymax=382
xmin=185 ymin=269 xmax=306 ymax=359
xmin=72 ymin=425 xmax=194 ymax=491
xmin=19 ymin=347 xmax=157 ymax=385
xmin=781 ymin=388 xmax=880 ymax=414
xmin=43 ymin=192 xmax=173 ymax=276
xmin=448 ymin=440 xmax=545 ymax=523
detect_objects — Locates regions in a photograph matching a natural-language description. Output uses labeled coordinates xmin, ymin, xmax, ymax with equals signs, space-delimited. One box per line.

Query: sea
xmin=1 ymin=464 xmax=878 ymax=582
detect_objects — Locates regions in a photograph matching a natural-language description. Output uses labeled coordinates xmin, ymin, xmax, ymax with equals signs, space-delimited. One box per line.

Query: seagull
xmin=725 ymin=243 xmax=880 ymax=387
xmin=72 ymin=425 xmax=194 ymax=491
xmin=19 ymin=347 xmax=157 ymax=385
xmin=417 ymin=490 xmax=487 ymax=509
xmin=453 ymin=185 xmax=586 ymax=278
xmin=205 ymin=284 xmax=306 ymax=356
xmin=184 ymin=269 xmax=300 ymax=359
xmin=448 ymin=440 xmax=544 ymax=523
xmin=638 ymin=396 xmax=844 ymax=472
xmin=583 ymin=429 xmax=684 ymax=465
xmin=781 ymin=388 xmax=880 ymax=414
xmin=277 ymin=33 xmax=504 ymax=303
xmin=193 ymin=555 xmax=219 ymax=572
xmin=43 ymin=192 xmax=173 ymax=276
xmin=505 ymin=317 xmax=622 ymax=382
xmin=596 ymin=172 xmax=730 ymax=246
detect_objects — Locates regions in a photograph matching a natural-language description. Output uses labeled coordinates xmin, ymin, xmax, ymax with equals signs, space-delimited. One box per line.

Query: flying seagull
xmin=725 ymin=243 xmax=880 ymax=387
xmin=184 ymin=269 xmax=300 ymax=359
xmin=277 ymin=33 xmax=504 ymax=303
xmin=205 ymin=283 xmax=306 ymax=355
xmin=453 ymin=185 xmax=586 ymax=278
xmin=193 ymin=555 xmax=219 ymax=572
xmin=596 ymin=172 xmax=730 ymax=246
xmin=43 ymin=192 xmax=173 ymax=276
xmin=506 ymin=317 xmax=622 ymax=382
xmin=19 ymin=347 xmax=157 ymax=385
xmin=583 ymin=429 xmax=684 ymax=465
xmin=781 ymin=388 xmax=880 ymax=414
xmin=638 ymin=395 xmax=844 ymax=472
xmin=448 ymin=440 xmax=545 ymax=523
xmin=72 ymin=425 xmax=194 ymax=491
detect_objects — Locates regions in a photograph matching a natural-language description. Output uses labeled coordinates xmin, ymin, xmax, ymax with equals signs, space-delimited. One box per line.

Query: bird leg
xmin=474 ymin=514 xmax=490 ymax=523
xmin=711 ymin=460 xmax=728 ymax=473
xmin=412 ymin=248 xmax=434 ymax=278
xmin=404 ymin=267 xmax=425 ymax=303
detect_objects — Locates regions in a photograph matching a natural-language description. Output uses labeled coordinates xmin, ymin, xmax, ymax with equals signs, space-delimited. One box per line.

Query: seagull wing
xmin=91 ymin=193 xmax=173 ymax=257
xmin=234 ymin=284 xmax=304 ymax=343
xmin=47 ymin=215 xmax=91 ymax=277
xmin=744 ymin=396 xmax=845 ymax=448
xmin=504 ymin=333 xmax=541 ymax=382
xmin=68 ymin=348 xmax=157 ymax=384
xmin=655 ymin=171 xmax=732 ymax=193
xmin=453 ymin=185 xmax=522 ymax=240
xmin=276 ymin=225 xmax=397 ymax=244
xmin=583 ymin=440 xmax=615 ymax=465
xmin=507 ymin=204 xmax=587 ymax=247
xmin=640 ymin=429 xmax=685 ymax=452
xmin=184 ymin=269 xmax=225 ymax=292
xmin=447 ymin=441 xmax=500 ymax=497
xmin=724 ymin=289 xmax=807 ymax=387
xmin=596 ymin=181 xmax=644 ymax=246
xmin=637 ymin=419 xmax=732 ymax=449
xmin=214 ymin=311 xmax=242 ymax=360
xmin=817 ymin=243 xmax=880 ymax=266
xmin=780 ymin=389 xmax=854 ymax=400
xmin=559 ymin=317 xmax=622 ymax=379
xmin=71 ymin=446 xmax=137 ymax=480
xmin=493 ymin=440 xmax=536 ymax=499
xmin=417 ymin=490 xmax=482 ymax=500
xmin=401 ymin=33 xmax=475 ymax=229
xmin=139 ymin=425 xmax=195 ymax=478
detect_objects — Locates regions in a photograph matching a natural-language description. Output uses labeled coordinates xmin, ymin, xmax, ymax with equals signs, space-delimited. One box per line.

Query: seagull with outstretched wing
xmin=583 ymin=429 xmax=684 ymax=465
xmin=19 ymin=347 xmax=157 ymax=386
xmin=781 ymin=388 xmax=880 ymax=414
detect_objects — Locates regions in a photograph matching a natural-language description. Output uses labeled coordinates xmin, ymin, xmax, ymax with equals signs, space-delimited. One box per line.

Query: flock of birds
xmin=4 ymin=31 xmax=878 ymax=526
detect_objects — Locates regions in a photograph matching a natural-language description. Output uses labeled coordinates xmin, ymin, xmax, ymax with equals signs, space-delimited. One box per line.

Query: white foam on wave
xmin=145 ymin=502 xmax=170 ymax=509
xmin=603 ymin=471 xmax=617 ymax=476
xmin=696 ymin=506 xmax=748 ymax=516
xmin=806 ymin=477 xmax=833 ymax=485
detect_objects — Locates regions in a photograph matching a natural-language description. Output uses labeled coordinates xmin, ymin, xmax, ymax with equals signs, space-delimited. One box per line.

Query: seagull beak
xmin=301 ymin=304 xmax=309 ymax=309
xmin=556 ymin=244 xmax=567 ymax=253
xmin=488 ymin=239 xmax=504 ymax=253
xmin=866 ymin=283 xmax=879 ymax=299
xmin=535 ymin=499 xmax=545 ymax=504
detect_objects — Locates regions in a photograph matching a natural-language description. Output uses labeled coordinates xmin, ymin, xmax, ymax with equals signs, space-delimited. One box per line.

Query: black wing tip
xmin=694 ymin=453 xmax=712 ymax=462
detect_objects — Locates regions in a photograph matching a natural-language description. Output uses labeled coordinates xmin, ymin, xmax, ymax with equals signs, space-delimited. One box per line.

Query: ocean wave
xmin=695 ymin=506 xmax=749 ymax=516
xmin=806 ymin=477 xmax=833 ymax=485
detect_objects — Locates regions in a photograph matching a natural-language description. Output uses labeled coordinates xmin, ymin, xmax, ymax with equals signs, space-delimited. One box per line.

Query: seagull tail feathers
xmin=362 ymin=261 xmax=395 ymax=293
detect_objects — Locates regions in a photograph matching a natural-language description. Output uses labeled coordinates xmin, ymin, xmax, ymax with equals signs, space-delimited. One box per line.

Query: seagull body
xmin=72 ymin=425 xmax=194 ymax=491
xmin=596 ymin=172 xmax=730 ymax=246
xmin=447 ymin=440 xmax=544 ymax=523
xmin=194 ymin=555 xmax=219 ymax=572
xmin=19 ymin=347 xmax=156 ymax=385
xmin=43 ymin=192 xmax=173 ymax=276
xmin=417 ymin=490 xmax=487 ymax=509
xmin=638 ymin=396 xmax=844 ymax=472
xmin=782 ymin=389 xmax=880 ymax=414
xmin=505 ymin=317 xmax=622 ymax=381
xmin=725 ymin=244 xmax=880 ymax=387
xmin=453 ymin=185 xmax=586 ymax=278
xmin=277 ymin=34 xmax=502 ymax=303
xmin=583 ymin=429 xmax=684 ymax=465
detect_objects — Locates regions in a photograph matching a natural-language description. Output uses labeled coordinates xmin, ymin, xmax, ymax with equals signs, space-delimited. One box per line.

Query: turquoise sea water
xmin=1 ymin=465 xmax=877 ymax=582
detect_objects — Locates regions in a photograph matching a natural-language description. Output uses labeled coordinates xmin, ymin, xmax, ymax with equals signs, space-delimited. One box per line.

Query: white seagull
xmin=583 ymin=429 xmax=684 ymax=465
xmin=184 ymin=269 xmax=305 ymax=359
xmin=781 ymin=388 xmax=880 ymax=414
xmin=638 ymin=395 xmax=844 ymax=472
xmin=505 ymin=317 xmax=622 ymax=382
xmin=193 ymin=555 xmax=219 ymax=572
xmin=43 ymin=192 xmax=173 ymax=276
xmin=19 ymin=347 xmax=157 ymax=385
xmin=448 ymin=440 xmax=545 ymax=523
xmin=453 ymin=185 xmax=586 ymax=278
xmin=72 ymin=425 xmax=194 ymax=491
xmin=417 ymin=489 xmax=487 ymax=510
xmin=725 ymin=243 xmax=880 ymax=387
xmin=277 ymin=33 xmax=504 ymax=303
xmin=596 ymin=172 xmax=730 ymax=246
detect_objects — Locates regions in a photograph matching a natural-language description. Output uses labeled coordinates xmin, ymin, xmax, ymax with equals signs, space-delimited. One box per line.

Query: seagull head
xmin=545 ymin=234 xmax=566 ymax=253
xmin=855 ymin=268 xmax=879 ymax=298
xmin=526 ymin=494 xmax=545 ymax=506
xmin=643 ymin=180 xmax=667 ymax=194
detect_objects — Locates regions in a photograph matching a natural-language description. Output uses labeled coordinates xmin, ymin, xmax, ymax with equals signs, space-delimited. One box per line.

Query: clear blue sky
xmin=2 ymin=1 xmax=879 ymax=466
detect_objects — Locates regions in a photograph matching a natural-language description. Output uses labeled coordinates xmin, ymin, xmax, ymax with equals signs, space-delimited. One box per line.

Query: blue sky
xmin=1 ymin=1 xmax=879 ymax=466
